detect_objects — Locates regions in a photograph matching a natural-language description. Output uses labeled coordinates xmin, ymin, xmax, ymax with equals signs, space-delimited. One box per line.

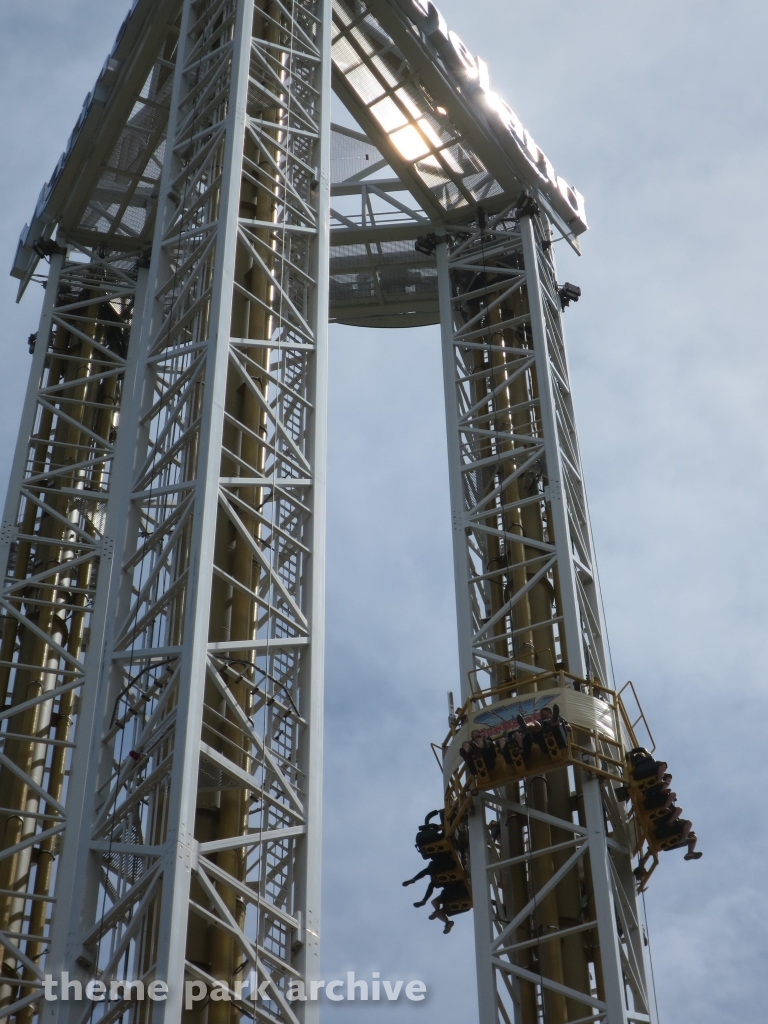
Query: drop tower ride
xmin=0 ymin=2 xmax=691 ymax=1023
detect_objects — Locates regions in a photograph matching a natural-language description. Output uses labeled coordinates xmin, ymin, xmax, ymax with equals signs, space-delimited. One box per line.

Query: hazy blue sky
xmin=1 ymin=2 xmax=767 ymax=1022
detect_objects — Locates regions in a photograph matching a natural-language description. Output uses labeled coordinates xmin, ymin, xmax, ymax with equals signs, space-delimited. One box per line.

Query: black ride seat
xmin=628 ymin=747 xmax=666 ymax=785
xmin=441 ymin=880 xmax=472 ymax=916
xmin=415 ymin=823 xmax=451 ymax=858
xmin=431 ymin=851 xmax=464 ymax=885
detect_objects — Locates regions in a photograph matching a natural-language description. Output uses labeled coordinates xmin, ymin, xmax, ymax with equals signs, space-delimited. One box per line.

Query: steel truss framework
xmin=0 ymin=2 xmax=656 ymax=1024
xmin=0 ymin=249 xmax=140 ymax=1023
xmin=2 ymin=0 xmax=331 ymax=1021
xmin=437 ymin=215 xmax=653 ymax=1024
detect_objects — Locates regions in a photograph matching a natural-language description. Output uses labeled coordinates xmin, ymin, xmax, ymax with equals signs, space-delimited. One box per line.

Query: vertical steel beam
xmin=0 ymin=246 xmax=140 ymax=1020
xmin=518 ymin=219 xmax=585 ymax=680
xmin=520 ymin=213 xmax=633 ymax=1024
xmin=437 ymin=238 xmax=498 ymax=1024
xmin=293 ymin=0 xmax=333 ymax=1006
xmin=438 ymin=210 xmax=653 ymax=1024
xmin=149 ymin=0 xmax=257 ymax=1013
xmin=37 ymin=1 xmax=332 ymax=1022
xmin=520 ymin=212 xmax=648 ymax=1023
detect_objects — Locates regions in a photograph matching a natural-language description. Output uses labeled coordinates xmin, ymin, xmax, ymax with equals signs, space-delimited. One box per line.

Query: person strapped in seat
xmin=427 ymin=880 xmax=472 ymax=935
xmin=625 ymin=748 xmax=702 ymax=862
xmin=629 ymin=747 xmax=668 ymax=785
xmin=402 ymin=851 xmax=464 ymax=907
xmin=405 ymin=812 xmax=471 ymax=933
xmin=414 ymin=809 xmax=448 ymax=857
xmin=516 ymin=703 xmax=571 ymax=761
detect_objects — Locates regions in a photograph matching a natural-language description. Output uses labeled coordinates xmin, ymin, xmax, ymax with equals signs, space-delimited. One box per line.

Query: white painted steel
xmin=1 ymin=3 xmax=659 ymax=1024
xmin=0 ymin=247 xmax=140 ymax=1017
xmin=11 ymin=0 xmax=332 ymax=1021
xmin=436 ymin=210 xmax=654 ymax=1024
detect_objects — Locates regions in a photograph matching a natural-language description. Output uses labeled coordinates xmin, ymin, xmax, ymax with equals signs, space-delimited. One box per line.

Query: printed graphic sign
xmin=400 ymin=0 xmax=588 ymax=235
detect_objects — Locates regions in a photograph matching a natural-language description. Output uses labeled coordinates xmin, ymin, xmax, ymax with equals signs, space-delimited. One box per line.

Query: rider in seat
xmin=428 ymin=880 xmax=471 ymax=935
xmin=402 ymin=851 xmax=460 ymax=907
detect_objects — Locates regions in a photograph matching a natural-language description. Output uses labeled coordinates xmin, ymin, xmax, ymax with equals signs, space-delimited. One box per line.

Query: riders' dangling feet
xmin=402 ymin=879 xmax=413 ymax=887
xmin=684 ymin=851 xmax=703 ymax=861
xmin=443 ymin=920 xmax=454 ymax=934
xmin=413 ymin=900 xmax=427 ymax=908
xmin=428 ymin=911 xmax=438 ymax=920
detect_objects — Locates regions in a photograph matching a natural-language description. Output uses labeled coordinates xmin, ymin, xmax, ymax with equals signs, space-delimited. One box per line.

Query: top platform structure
xmin=11 ymin=0 xmax=588 ymax=328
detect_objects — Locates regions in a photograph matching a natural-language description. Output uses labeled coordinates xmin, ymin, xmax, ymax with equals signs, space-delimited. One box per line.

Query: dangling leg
xmin=684 ymin=829 xmax=702 ymax=861
xmin=428 ymin=895 xmax=450 ymax=927
xmin=413 ymin=878 xmax=436 ymax=908
xmin=402 ymin=865 xmax=431 ymax=887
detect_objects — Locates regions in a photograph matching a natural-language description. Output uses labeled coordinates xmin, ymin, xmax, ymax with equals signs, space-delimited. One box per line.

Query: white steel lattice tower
xmin=0 ymin=1 xmax=659 ymax=1023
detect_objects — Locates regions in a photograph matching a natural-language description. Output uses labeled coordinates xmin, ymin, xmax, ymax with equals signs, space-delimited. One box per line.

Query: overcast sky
xmin=1 ymin=2 xmax=766 ymax=1022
